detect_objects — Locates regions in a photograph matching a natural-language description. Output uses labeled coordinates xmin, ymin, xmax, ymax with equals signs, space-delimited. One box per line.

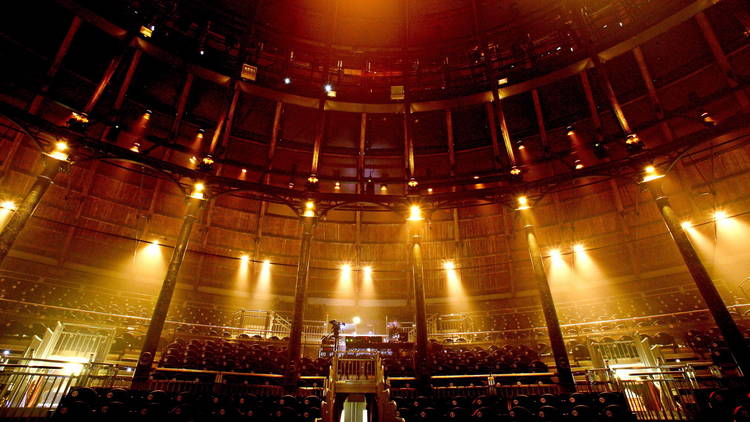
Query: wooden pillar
xmin=591 ymin=55 xmax=631 ymax=134
xmin=695 ymin=12 xmax=750 ymax=110
xmin=171 ymin=73 xmax=195 ymax=137
xmin=358 ymin=112 xmax=367 ymax=192
xmin=632 ymin=46 xmax=675 ymax=141
xmin=531 ymin=89 xmax=548 ymax=147
xmin=408 ymin=217 xmax=430 ymax=390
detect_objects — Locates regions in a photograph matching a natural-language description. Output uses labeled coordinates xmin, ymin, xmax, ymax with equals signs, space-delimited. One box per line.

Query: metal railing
xmin=0 ymin=358 xmax=123 ymax=419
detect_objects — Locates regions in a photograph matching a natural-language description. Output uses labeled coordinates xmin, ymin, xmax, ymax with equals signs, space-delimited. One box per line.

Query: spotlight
xmin=574 ymin=159 xmax=584 ymax=170
xmin=241 ymin=168 xmax=247 ymax=174
xmin=143 ymin=109 xmax=152 ymax=120
xmin=592 ymin=141 xmax=609 ymax=159
xmin=510 ymin=166 xmax=522 ymax=176
xmin=681 ymin=221 xmax=692 ymax=230
xmin=642 ymin=165 xmax=664 ymax=183
xmin=473 ymin=175 xmax=480 ymax=180
xmin=48 ymin=141 xmax=69 ymax=161
xmin=324 ymin=84 xmax=333 ymax=92
xmin=284 ymin=77 xmax=292 ymax=85
xmin=549 ymin=249 xmax=561 ymax=258
xmin=0 ymin=201 xmax=16 ymax=211
xmin=407 ymin=178 xmax=418 ymax=188
xmin=407 ymin=204 xmax=423 ymax=221
xmin=625 ymin=133 xmax=643 ymax=152
xmin=700 ymin=111 xmax=716 ymax=127
xmin=427 ymin=188 xmax=433 ymax=194
xmin=516 ymin=196 xmax=530 ymax=210
xmin=288 ymin=181 xmax=296 ymax=189
xmin=191 ymin=182 xmax=206 ymax=199
xmin=130 ymin=143 xmax=141 ymax=153
xmin=263 ymin=259 xmax=270 ymax=266
xmin=199 ymin=155 xmax=215 ymax=171
xmin=363 ymin=266 xmax=372 ymax=277
xmin=334 ymin=181 xmax=341 ymax=190
xmin=151 ymin=240 xmax=160 ymax=246
xmin=443 ymin=261 xmax=456 ymax=271
xmin=240 ymin=255 xmax=250 ymax=263
xmin=573 ymin=244 xmax=585 ymax=253
xmin=303 ymin=200 xmax=316 ymax=218
xmin=66 ymin=112 xmax=89 ymax=131
xmin=139 ymin=25 xmax=153 ymax=38
xmin=352 ymin=316 xmax=361 ymax=325
xmin=566 ymin=126 xmax=574 ymax=136
xmin=307 ymin=174 xmax=319 ymax=184
xmin=516 ymin=141 xmax=525 ymax=150
xmin=380 ymin=184 xmax=388 ymax=193
xmin=714 ymin=210 xmax=728 ymax=221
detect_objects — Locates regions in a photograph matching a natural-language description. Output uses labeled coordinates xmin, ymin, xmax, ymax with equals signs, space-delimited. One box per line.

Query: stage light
xmin=473 ymin=175 xmax=480 ymax=180
xmin=517 ymin=142 xmax=525 ymax=150
xmin=352 ymin=316 xmax=361 ymax=325
xmin=0 ymin=201 xmax=16 ymax=211
xmin=714 ymin=210 xmax=728 ymax=221
xmin=642 ymin=165 xmax=664 ymax=183
xmin=566 ymin=126 xmax=574 ymax=136
xmin=307 ymin=174 xmax=319 ymax=184
xmin=510 ymin=166 xmax=522 ymax=176
xmin=573 ymin=244 xmax=585 ymax=254
xmin=191 ymin=182 xmax=206 ymax=199
xmin=143 ymin=110 xmax=152 ymax=120
xmin=574 ymin=159 xmax=584 ymax=170
xmin=363 ymin=266 xmax=372 ymax=278
xmin=549 ymin=249 xmax=561 ymax=258
xmin=380 ymin=184 xmax=388 ymax=193
xmin=427 ymin=188 xmax=433 ymax=194
xmin=284 ymin=77 xmax=292 ymax=85
xmin=197 ymin=129 xmax=205 ymax=140
xmin=626 ymin=133 xmax=643 ymax=152
xmin=516 ymin=196 xmax=530 ymax=210
xmin=334 ymin=181 xmax=341 ymax=190
xmin=48 ymin=141 xmax=69 ymax=161
xmin=240 ymin=255 xmax=250 ymax=263
xmin=701 ymin=111 xmax=716 ymax=127
xmin=443 ymin=261 xmax=456 ymax=271
xmin=130 ymin=143 xmax=141 ymax=153
xmin=151 ymin=240 xmax=159 ymax=246
xmin=324 ymin=84 xmax=333 ymax=92
xmin=303 ymin=200 xmax=316 ymax=217
xmin=407 ymin=204 xmax=423 ymax=221
xmin=681 ymin=221 xmax=692 ymax=230
xmin=139 ymin=25 xmax=153 ymax=38
xmin=408 ymin=178 xmax=418 ymax=188
xmin=241 ymin=168 xmax=247 ymax=174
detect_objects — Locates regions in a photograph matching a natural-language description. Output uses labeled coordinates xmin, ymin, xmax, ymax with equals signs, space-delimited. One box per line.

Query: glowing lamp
xmin=407 ymin=204 xmax=423 ymax=221
xmin=240 ymin=255 xmax=250 ymax=263
xmin=516 ymin=196 xmax=530 ymax=210
xmin=303 ymin=200 xmax=316 ymax=218
xmin=151 ymin=240 xmax=160 ymax=246
xmin=324 ymin=84 xmax=333 ymax=93
xmin=139 ymin=25 xmax=154 ymax=38
xmin=307 ymin=174 xmax=319 ymax=184
xmin=518 ymin=143 xmax=526 ymax=150
xmin=334 ymin=181 xmax=341 ymax=190
xmin=566 ymin=127 xmax=575 ymax=136
xmin=549 ymin=249 xmax=561 ymax=258
xmin=352 ymin=316 xmax=361 ymax=325
xmin=443 ymin=261 xmax=456 ymax=271
xmin=573 ymin=244 xmax=585 ymax=253
xmin=190 ymin=182 xmax=206 ymax=199
xmin=48 ymin=141 xmax=69 ymax=161
xmin=284 ymin=77 xmax=292 ymax=85
xmin=510 ymin=166 xmax=522 ymax=176
xmin=130 ymin=143 xmax=141 ymax=153
xmin=625 ymin=134 xmax=640 ymax=145
xmin=380 ymin=184 xmax=388 ymax=193
xmin=642 ymin=165 xmax=664 ymax=183
xmin=363 ymin=266 xmax=372 ymax=277
xmin=473 ymin=175 xmax=480 ymax=180
xmin=408 ymin=178 xmax=418 ymax=188
xmin=0 ymin=201 xmax=16 ymax=211
xmin=241 ymin=168 xmax=247 ymax=174
xmin=714 ymin=210 xmax=728 ymax=221
xmin=574 ymin=160 xmax=584 ymax=170
xmin=427 ymin=188 xmax=433 ymax=194
xmin=681 ymin=221 xmax=692 ymax=230
xmin=143 ymin=110 xmax=152 ymax=120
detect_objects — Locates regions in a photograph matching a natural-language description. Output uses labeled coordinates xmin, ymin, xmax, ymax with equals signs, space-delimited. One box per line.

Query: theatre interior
xmin=3 ymin=0 xmax=750 ymax=421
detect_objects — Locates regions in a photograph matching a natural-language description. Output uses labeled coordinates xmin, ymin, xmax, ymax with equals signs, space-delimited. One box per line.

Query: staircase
xmin=318 ymin=352 xmax=404 ymax=422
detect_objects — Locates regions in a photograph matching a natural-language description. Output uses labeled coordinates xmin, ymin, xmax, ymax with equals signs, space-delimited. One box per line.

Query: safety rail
xmin=151 ymin=367 xmax=326 ymax=396
xmin=0 ymin=358 xmax=125 ymax=419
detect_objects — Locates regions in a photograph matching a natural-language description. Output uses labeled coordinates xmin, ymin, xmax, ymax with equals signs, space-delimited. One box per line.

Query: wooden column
xmin=531 ymin=89 xmax=548 ymax=147
xmin=695 ymin=12 xmax=750 ymax=110
xmin=171 ymin=73 xmax=195 ymax=137
xmin=408 ymin=217 xmax=430 ymax=390
xmin=632 ymin=46 xmax=675 ymax=141
xmin=591 ymin=55 xmax=631 ymax=134
xmin=357 ymin=112 xmax=367 ymax=192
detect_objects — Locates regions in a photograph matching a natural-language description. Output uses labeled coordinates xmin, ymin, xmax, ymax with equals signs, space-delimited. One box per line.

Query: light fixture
xmin=549 ymin=249 xmax=561 ymax=258
xmin=510 ymin=166 xmax=522 ymax=176
xmin=408 ymin=178 xmax=418 ymax=188
xmin=263 ymin=259 xmax=271 ymax=266
xmin=714 ymin=210 xmax=728 ymax=221
xmin=473 ymin=175 xmax=480 ymax=180
xmin=352 ymin=316 xmax=361 ymax=325
xmin=573 ymin=244 xmax=585 ymax=253
xmin=700 ymin=111 xmax=716 ymax=127
xmin=240 ymin=255 xmax=250 ymax=263
xmin=241 ymin=168 xmax=247 ymax=174
xmin=574 ymin=159 xmax=584 ymax=170
xmin=363 ymin=266 xmax=372 ymax=277
xmin=189 ymin=156 xmax=198 ymax=165
xmin=334 ymin=181 xmax=341 ymax=190
xmin=324 ymin=83 xmax=333 ymax=92
xmin=151 ymin=240 xmax=160 ymax=246
xmin=626 ymin=133 xmax=643 ymax=152
xmin=288 ymin=181 xmax=296 ymax=189
xmin=517 ymin=142 xmax=526 ymax=150
xmin=566 ymin=126 xmax=574 ymax=136
xmin=284 ymin=77 xmax=292 ymax=85
xmin=67 ymin=112 xmax=89 ymax=130
xmin=427 ymin=188 xmax=433 ymax=194
xmin=380 ymin=184 xmax=388 ymax=193
xmin=307 ymin=174 xmax=319 ymax=184
xmin=130 ymin=143 xmax=141 ymax=153
xmin=190 ymin=182 xmax=206 ymax=199
xmin=642 ymin=165 xmax=664 ymax=183
xmin=139 ymin=25 xmax=154 ymax=38
xmin=143 ymin=109 xmax=152 ymax=120
xmin=516 ymin=196 xmax=530 ymax=210
xmin=407 ymin=204 xmax=423 ymax=221
xmin=48 ymin=141 xmax=69 ymax=161
xmin=0 ymin=201 xmax=16 ymax=211
xmin=443 ymin=261 xmax=456 ymax=271
xmin=303 ymin=200 xmax=315 ymax=218
xmin=681 ymin=221 xmax=692 ymax=230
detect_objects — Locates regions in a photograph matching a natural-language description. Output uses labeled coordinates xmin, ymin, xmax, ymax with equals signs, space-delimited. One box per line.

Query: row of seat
xmin=54 ymin=388 xmax=321 ymax=421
